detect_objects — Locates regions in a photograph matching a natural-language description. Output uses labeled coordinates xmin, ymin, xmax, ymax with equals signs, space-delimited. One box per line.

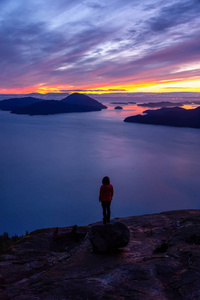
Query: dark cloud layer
xmin=0 ymin=0 xmax=200 ymax=91
xmin=149 ymin=0 xmax=200 ymax=32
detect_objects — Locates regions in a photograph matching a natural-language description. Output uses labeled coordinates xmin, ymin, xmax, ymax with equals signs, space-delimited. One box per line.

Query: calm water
xmin=0 ymin=104 xmax=200 ymax=235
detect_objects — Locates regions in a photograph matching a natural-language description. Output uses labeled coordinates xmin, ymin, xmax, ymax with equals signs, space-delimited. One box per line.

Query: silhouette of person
xmin=99 ymin=176 xmax=114 ymax=224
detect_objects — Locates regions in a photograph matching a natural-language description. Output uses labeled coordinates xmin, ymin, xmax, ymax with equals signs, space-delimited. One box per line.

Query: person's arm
xmin=111 ymin=185 xmax=114 ymax=199
xmin=99 ymin=186 xmax=102 ymax=202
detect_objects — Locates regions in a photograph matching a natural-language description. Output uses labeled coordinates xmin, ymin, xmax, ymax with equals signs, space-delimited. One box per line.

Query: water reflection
xmin=103 ymin=104 xmax=147 ymax=120
xmin=104 ymin=102 xmax=200 ymax=121
xmin=0 ymin=106 xmax=200 ymax=236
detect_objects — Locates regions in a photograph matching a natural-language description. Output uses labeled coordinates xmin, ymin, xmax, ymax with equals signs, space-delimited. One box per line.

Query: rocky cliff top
xmin=1 ymin=209 xmax=200 ymax=299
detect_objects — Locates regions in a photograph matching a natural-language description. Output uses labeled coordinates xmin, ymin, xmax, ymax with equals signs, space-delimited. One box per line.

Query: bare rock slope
xmin=1 ymin=210 xmax=200 ymax=299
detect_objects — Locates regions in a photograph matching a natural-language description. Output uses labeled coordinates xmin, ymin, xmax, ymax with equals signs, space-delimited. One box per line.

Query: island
xmin=111 ymin=101 xmax=136 ymax=105
xmin=0 ymin=96 xmax=43 ymax=111
xmin=124 ymin=106 xmax=200 ymax=128
xmin=1 ymin=210 xmax=200 ymax=299
xmin=0 ymin=93 xmax=107 ymax=115
xmin=137 ymin=100 xmax=200 ymax=108
xmin=137 ymin=101 xmax=185 ymax=108
xmin=114 ymin=106 xmax=123 ymax=110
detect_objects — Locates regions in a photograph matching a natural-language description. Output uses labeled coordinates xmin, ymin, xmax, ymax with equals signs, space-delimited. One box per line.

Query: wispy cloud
xmin=0 ymin=0 xmax=200 ymax=92
xmin=149 ymin=0 xmax=200 ymax=32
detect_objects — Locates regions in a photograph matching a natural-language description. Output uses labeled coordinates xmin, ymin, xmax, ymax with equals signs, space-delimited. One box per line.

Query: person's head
xmin=102 ymin=176 xmax=110 ymax=185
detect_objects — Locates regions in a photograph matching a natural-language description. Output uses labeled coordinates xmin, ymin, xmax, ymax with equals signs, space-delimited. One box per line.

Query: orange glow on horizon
xmin=0 ymin=79 xmax=200 ymax=95
xmin=27 ymin=79 xmax=200 ymax=95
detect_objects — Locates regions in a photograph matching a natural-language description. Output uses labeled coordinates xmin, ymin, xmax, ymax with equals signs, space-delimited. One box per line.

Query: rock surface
xmin=1 ymin=210 xmax=200 ymax=299
xmin=88 ymin=222 xmax=130 ymax=252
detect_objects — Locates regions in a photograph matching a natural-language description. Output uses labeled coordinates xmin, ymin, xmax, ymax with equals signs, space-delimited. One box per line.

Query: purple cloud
xmin=149 ymin=0 xmax=200 ymax=32
xmin=0 ymin=0 xmax=200 ymax=91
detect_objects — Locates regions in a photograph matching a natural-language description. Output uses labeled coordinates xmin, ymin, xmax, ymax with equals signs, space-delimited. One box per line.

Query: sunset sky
xmin=1 ymin=0 xmax=200 ymax=94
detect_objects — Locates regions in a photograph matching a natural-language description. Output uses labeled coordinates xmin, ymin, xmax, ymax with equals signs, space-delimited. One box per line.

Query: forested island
xmin=124 ymin=106 xmax=200 ymax=128
xmin=0 ymin=93 xmax=107 ymax=115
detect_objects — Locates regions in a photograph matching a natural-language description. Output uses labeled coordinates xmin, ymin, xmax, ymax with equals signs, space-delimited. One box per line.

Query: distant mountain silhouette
xmin=111 ymin=102 xmax=136 ymax=105
xmin=0 ymin=93 xmax=107 ymax=115
xmin=28 ymin=93 xmax=69 ymax=100
xmin=137 ymin=101 xmax=185 ymax=108
xmin=124 ymin=106 xmax=200 ymax=128
xmin=0 ymin=93 xmax=70 ymax=101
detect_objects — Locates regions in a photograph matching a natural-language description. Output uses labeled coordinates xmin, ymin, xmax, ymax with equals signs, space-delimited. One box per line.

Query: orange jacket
xmin=99 ymin=184 xmax=114 ymax=202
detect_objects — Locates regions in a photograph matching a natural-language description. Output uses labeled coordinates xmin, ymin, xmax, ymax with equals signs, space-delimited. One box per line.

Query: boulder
xmin=88 ymin=221 xmax=130 ymax=252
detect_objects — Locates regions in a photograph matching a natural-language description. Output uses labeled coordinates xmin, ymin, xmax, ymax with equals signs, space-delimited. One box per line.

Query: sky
xmin=0 ymin=0 xmax=200 ymax=94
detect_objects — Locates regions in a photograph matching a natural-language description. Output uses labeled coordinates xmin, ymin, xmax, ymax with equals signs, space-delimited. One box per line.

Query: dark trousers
xmin=101 ymin=201 xmax=111 ymax=224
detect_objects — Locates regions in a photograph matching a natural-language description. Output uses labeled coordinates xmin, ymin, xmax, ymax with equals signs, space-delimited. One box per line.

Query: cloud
xmin=92 ymin=33 xmax=200 ymax=85
xmin=0 ymin=0 xmax=200 ymax=92
xmin=149 ymin=0 xmax=200 ymax=32
xmin=60 ymin=89 xmax=126 ymax=92
xmin=162 ymin=87 xmax=189 ymax=89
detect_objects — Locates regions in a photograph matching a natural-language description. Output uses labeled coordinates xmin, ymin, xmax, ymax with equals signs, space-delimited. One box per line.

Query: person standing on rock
xmin=99 ymin=176 xmax=114 ymax=224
